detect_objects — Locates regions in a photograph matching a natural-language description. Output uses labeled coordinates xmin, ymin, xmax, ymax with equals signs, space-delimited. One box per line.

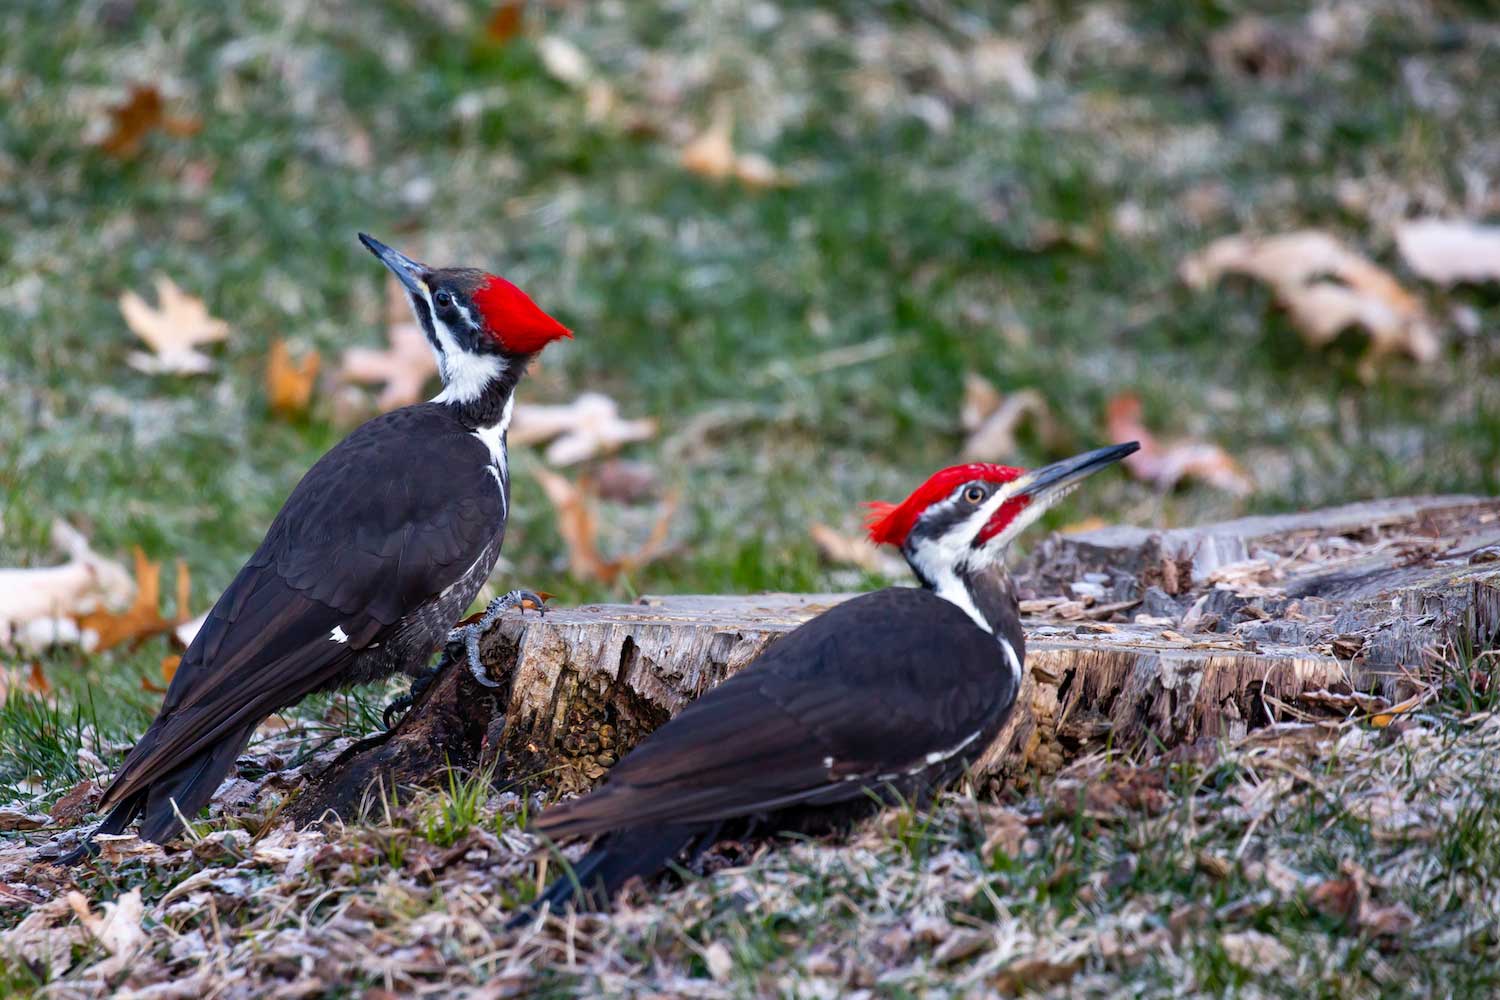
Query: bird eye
xmin=433 ymin=289 xmax=453 ymax=309
xmin=963 ymin=485 xmax=986 ymax=504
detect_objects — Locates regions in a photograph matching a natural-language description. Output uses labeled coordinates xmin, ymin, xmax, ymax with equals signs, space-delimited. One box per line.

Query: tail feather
xmin=62 ymin=722 xmax=256 ymax=863
xmin=513 ymin=823 xmax=702 ymax=927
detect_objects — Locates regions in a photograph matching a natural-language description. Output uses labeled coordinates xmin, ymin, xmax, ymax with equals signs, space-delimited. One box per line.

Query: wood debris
xmin=1180 ymin=230 xmax=1438 ymax=377
xmin=510 ymin=392 xmax=657 ymax=466
xmin=119 ymin=275 xmax=230 ymax=375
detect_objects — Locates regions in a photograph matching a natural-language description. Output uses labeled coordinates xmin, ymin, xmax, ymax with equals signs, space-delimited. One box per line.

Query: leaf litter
xmin=118 ymin=275 xmax=231 ymax=376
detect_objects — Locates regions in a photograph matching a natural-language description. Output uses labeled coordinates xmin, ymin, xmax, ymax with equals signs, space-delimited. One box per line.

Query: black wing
xmin=534 ymin=587 xmax=1020 ymax=839
xmin=101 ymin=404 xmax=505 ymax=809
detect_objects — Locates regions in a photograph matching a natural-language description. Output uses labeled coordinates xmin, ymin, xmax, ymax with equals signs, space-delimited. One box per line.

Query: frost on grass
xmin=2 ymin=670 xmax=1498 ymax=997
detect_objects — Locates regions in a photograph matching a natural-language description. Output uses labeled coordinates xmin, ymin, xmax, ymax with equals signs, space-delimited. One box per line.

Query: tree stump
xmin=288 ymin=495 xmax=1500 ymax=822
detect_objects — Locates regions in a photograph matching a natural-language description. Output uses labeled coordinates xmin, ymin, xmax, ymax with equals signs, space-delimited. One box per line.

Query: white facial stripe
xmin=427 ymin=302 xmax=506 ymax=404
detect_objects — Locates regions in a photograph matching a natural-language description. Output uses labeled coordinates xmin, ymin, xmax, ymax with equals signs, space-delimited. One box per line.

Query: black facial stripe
xmin=904 ymin=498 xmax=972 ymax=546
xmin=408 ymin=294 xmax=440 ymax=354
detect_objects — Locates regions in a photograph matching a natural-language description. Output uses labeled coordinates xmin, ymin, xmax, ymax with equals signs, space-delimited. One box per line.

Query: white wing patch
xmin=329 ymin=625 xmax=349 ymax=644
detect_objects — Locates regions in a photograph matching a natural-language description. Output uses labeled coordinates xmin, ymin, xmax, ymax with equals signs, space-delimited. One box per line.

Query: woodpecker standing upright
xmin=65 ymin=235 xmax=572 ymax=858
xmin=525 ymin=442 xmax=1138 ymax=913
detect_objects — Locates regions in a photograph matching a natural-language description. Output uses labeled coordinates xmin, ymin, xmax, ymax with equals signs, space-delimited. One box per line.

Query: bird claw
xmin=447 ymin=589 xmax=549 ymax=689
xmin=382 ymin=663 xmax=443 ymax=730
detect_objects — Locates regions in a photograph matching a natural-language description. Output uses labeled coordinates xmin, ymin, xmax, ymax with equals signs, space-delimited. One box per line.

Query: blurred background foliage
xmin=2 ymin=0 xmax=1499 ymax=738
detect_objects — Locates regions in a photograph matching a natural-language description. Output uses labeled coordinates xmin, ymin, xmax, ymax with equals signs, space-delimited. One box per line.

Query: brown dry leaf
xmin=67 ymin=889 xmax=146 ymax=978
xmin=1105 ymin=393 xmax=1253 ymax=496
xmin=78 ymin=549 xmax=193 ymax=652
xmin=97 ymin=85 xmax=200 ymax=159
xmin=485 ymin=1 xmax=525 ymax=44
xmin=337 ymin=275 xmax=439 ymax=412
xmin=0 ymin=521 xmax=135 ymax=651
xmin=0 ymin=806 xmax=49 ymax=831
xmin=119 ymin=275 xmax=230 ymax=375
xmin=681 ymin=100 xmax=787 ymax=189
xmin=808 ymin=523 xmax=905 ymax=578
xmin=533 ymin=468 xmax=677 ymax=585
xmin=144 ymin=654 xmax=182 ymax=694
xmin=1394 ymin=219 xmax=1500 ymax=286
xmin=510 ymin=392 xmax=657 ymax=466
xmin=959 ymin=374 xmax=1059 ymax=462
xmin=265 ymin=339 xmax=321 ymax=419
xmin=1180 ymin=230 xmax=1438 ymax=378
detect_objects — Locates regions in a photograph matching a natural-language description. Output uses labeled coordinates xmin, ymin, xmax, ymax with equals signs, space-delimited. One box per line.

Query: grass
xmin=2 ymin=0 xmax=1500 ymax=995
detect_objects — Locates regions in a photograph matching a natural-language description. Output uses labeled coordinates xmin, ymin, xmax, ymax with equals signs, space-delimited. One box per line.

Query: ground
xmin=2 ymin=0 xmax=1499 ymax=996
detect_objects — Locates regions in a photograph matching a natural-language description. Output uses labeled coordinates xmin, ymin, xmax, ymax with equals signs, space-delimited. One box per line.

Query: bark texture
xmin=291 ymin=495 xmax=1500 ymax=819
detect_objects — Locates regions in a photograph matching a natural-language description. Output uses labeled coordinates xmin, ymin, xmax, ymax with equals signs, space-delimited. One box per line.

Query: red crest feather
xmin=865 ymin=463 xmax=1024 ymax=547
xmin=472 ymin=274 xmax=572 ymax=354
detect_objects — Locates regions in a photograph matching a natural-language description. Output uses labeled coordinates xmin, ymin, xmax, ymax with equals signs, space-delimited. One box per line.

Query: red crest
xmin=472 ymin=274 xmax=572 ymax=353
xmin=865 ymin=463 xmax=1024 ymax=547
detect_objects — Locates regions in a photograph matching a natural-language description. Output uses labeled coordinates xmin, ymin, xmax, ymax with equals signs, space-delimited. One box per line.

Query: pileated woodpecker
xmin=64 ymin=235 xmax=571 ymax=858
xmin=525 ymin=442 xmax=1138 ymax=913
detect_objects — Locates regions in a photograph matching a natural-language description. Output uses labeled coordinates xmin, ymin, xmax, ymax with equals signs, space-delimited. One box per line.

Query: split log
xmin=289 ymin=495 xmax=1500 ymax=822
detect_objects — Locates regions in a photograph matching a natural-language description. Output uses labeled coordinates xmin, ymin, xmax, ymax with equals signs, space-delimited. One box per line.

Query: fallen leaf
xmin=96 ymin=85 xmax=200 ymax=159
xmin=808 ymin=523 xmax=906 ymax=577
xmin=144 ymin=653 xmax=183 ymax=694
xmin=703 ymin=941 xmax=734 ymax=983
xmin=485 ymin=1 xmax=525 ymax=44
xmin=337 ymin=275 xmax=438 ymax=412
xmin=1181 ymin=230 xmax=1438 ymax=377
xmin=67 ymin=889 xmax=146 ymax=978
xmin=593 ymin=460 xmax=660 ymax=504
xmin=536 ymin=35 xmax=592 ymax=88
xmin=1394 ymin=218 xmax=1500 ymax=286
xmin=119 ymin=275 xmax=230 ymax=375
xmin=265 ymin=339 xmax=321 ymax=419
xmin=0 ymin=521 xmax=134 ymax=651
xmin=1105 ymin=393 xmax=1253 ymax=496
xmin=50 ymin=779 xmax=103 ymax=826
xmin=78 ymin=549 xmax=193 ymax=652
xmin=681 ymin=100 xmax=787 ymax=189
xmin=959 ymin=375 xmax=1059 ymax=462
xmin=1220 ymin=929 xmax=1292 ymax=969
xmin=510 ymin=392 xmax=657 ymax=466
xmin=0 ymin=806 xmax=49 ymax=831
xmin=533 ymin=468 xmax=677 ymax=584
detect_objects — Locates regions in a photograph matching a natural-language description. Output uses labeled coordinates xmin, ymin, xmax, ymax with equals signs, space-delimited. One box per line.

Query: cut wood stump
xmin=289 ymin=495 xmax=1500 ymax=823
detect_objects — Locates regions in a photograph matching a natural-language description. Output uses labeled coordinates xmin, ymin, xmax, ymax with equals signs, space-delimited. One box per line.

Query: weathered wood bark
xmin=290 ymin=495 xmax=1500 ymax=820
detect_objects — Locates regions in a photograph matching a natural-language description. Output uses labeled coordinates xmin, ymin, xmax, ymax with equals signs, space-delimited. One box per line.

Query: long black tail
xmin=60 ymin=722 xmax=257 ymax=864
xmin=512 ymin=823 xmax=706 ymax=927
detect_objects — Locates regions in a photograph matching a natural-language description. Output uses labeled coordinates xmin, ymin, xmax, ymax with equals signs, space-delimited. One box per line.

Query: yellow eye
xmin=963 ymin=486 xmax=986 ymax=504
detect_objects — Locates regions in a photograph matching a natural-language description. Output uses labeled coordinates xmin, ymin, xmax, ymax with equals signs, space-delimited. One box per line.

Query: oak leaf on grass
xmin=119 ymin=275 xmax=230 ymax=375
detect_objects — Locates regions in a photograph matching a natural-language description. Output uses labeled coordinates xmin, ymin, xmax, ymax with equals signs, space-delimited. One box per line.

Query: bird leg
xmin=380 ymin=589 xmax=547 ymax=729
xmin=451 ymin=588 xmax=548 ymax=688
xmin=382 ymin=663 xmax=443 ymax=731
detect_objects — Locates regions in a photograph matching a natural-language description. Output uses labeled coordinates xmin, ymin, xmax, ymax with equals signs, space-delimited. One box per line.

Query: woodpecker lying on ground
xmin=524 ymin=442 xmax=1138 ymax=914
xmin=63 ymin=235 xmax=571 ymax=858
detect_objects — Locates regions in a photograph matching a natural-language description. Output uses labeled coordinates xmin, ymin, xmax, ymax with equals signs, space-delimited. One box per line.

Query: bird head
xmin=866 ymin=443 xmax=1139 ymax=587
xmin=360 ymin=233 xmax=571 ymax=402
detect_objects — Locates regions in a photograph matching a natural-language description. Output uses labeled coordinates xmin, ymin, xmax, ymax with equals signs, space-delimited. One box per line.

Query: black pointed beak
xmin=359 ymin=233 xmax=428 ymax=296
xmin=1015 ymin=441 xmax=1140 ymax=508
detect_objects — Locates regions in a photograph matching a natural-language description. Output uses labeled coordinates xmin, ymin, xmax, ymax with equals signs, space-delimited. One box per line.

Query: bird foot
xmin=448 ymin=589 xmax=549 ymax=689
xmin=382 ymin=663 xmax=443 ymax=731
